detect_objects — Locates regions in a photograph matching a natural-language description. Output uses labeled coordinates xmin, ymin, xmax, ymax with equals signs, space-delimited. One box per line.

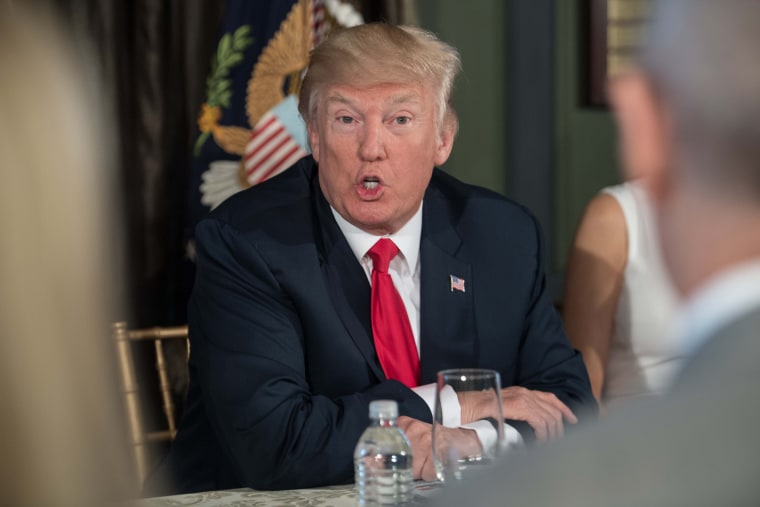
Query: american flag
xmin=243 ymin=0 xmax=360 ymax=187
xmin=449 ymin=275 xmax=465 ymax=293
xmin=243 ymin=0 xmax=324 ymax=186
xmin=244 ymin=111 xmax=309 ymax=185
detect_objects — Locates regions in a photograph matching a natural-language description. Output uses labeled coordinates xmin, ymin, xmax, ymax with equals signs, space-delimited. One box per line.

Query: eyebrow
xmin=325 ymin=92 xmax=423 ymax=108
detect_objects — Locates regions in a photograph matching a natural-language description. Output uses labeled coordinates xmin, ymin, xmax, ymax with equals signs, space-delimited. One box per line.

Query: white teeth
xmin=363 ymin=180 xmax=379 ymax=190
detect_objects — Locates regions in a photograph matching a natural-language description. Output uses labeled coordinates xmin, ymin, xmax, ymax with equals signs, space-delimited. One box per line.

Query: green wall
xmin=417 ymin=0 xmax=621 ymax=280
xmin=554 ymin=0 xmax=621 ymax=272
xmin=417 ymin=0 xmax=508 ymax=195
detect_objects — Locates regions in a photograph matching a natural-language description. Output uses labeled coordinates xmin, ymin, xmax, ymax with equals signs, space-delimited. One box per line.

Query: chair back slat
xmin=112 ymin=321 xmax=189 ymax=489
xmin=154 ymin=340 xmax=178 ymax=437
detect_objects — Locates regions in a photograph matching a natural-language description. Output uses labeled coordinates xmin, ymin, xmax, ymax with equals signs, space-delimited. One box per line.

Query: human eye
xmin=394 ymin=115 xmax=411 ymax=125
xmin=338 ymin=115 xmax=354 ymax=124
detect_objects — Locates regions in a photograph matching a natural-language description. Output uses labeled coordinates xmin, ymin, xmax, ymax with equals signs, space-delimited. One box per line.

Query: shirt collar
xmin=670 ymin=258 xmax=760 ymax=356
xmin=330 ymin=203 xmax=423 ymax=271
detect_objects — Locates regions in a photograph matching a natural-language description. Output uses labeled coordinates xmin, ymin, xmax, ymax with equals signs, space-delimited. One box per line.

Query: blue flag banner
xmin=185 ymin=0 xmax=363 ymax=256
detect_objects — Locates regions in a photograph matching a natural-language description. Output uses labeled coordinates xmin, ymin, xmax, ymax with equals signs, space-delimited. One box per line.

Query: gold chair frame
xmin=113 ymin=321 xmax=189 ymax=487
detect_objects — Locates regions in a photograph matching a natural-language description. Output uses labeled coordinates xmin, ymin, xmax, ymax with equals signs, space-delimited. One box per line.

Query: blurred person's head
xmin=298 ymin=23 xmax=461 ymax=235
xmin=0 ymin=4 xmax=131 ymax=506
xmin=608 ymin=0 xmax=760 ymax=296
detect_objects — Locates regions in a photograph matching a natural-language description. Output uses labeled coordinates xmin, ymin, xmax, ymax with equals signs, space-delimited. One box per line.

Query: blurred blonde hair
xmin=0 ymin=4 xmax=132 ymax=506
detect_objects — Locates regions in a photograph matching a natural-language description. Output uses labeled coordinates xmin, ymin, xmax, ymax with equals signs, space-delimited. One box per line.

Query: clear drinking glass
xmin=432 ymin=368 xmax=505 ymax=483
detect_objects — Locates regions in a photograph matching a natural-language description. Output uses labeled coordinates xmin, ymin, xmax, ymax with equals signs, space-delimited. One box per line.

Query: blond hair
xmin=298 ymin=23 xmax=461 ymax=134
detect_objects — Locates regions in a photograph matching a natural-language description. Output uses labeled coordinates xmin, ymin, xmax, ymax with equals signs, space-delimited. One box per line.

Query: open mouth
xmin=362 ymin=177 xmax=380 ymax=190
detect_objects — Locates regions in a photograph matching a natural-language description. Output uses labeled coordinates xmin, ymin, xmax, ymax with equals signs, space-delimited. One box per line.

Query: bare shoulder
xmin=571 ymin=192 xmax=628 ymax=269
xmin=581 ymin=193 xmax=625 ymax=231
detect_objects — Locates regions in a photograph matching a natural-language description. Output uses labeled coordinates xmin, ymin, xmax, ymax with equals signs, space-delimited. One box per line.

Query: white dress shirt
xmin=331 ymin=205 xmax=423 ymax=351
xmin=330 ymin=204 xmax=523 ymax=450
xmin=670 ymin=259 xmax=760 ymax=368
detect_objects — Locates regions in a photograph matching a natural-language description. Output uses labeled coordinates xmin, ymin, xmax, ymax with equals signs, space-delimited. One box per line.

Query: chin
xmin=350 ymin=206 xmax=390 ymax=226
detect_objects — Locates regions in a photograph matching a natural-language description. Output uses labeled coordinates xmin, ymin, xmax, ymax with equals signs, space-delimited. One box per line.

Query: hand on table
xmin=396 ymin=416 xmax=480 ymax=481
xmin=458 ymin=386 xmax=578 ymax=442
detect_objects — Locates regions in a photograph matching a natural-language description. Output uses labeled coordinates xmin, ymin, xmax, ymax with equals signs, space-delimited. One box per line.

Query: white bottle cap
xmin=369 ymin=400 xmax=398 ymax=419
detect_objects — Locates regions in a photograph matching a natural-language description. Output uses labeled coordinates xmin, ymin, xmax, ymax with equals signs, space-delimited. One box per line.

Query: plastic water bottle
xmin=354 ymin=400 xmax=414 ymax=506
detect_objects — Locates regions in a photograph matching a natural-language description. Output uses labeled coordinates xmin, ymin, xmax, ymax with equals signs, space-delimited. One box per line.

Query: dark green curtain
xmin=41 ymin=0 xmax=226 ymax=327
xmin=33 ymin=0 xmax=416 ymax=328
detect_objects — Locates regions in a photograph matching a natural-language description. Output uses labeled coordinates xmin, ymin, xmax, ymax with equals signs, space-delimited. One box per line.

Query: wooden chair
xmin=113 ymin=321 xmax=189 ymax=488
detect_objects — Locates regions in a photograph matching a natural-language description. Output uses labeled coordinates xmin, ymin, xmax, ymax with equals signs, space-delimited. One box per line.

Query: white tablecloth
xmin=133 ymin=482 xmax=443 ymax=506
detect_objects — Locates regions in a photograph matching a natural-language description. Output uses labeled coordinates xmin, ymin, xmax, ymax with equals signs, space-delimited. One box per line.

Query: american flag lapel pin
xmin=449 ymin=274 xmax=465 ymax=293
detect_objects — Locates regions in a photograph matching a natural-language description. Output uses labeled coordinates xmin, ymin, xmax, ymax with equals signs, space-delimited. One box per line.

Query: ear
xmin=607 ymin=71 xmax=674 ymax=204
xmin=307 ymin=122 xmax=320 ymax=163
xmin=433 ymin=121 xmax=456 ymax=167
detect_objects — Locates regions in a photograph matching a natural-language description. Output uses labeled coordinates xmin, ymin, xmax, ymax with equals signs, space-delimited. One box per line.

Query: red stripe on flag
xmin=245 ymin=125 xmax=286 ymax=162
xmin=246 ymin=133 xmax=291 ymax=174
xmin=254 ymin=145 xmax=303 ymax=183
xmin=251 ymin=115 xmax=277 ymax=137
xmin=311 ymin=0 xmax=326 ymax=47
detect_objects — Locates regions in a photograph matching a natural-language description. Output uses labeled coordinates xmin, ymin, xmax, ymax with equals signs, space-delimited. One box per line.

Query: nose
xmin=358 ymin=121 xmax=387 ymax=161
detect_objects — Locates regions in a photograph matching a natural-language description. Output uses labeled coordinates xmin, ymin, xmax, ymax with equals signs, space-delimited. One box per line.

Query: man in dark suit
xmin=153 ymin=23 xmax=595 ymax=494
xmin=438 ymin=1 xmax=760 ymax=505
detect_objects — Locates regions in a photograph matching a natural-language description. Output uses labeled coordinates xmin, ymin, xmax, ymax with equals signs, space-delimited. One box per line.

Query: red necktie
xmin=368 ymin=238 xmax=420 ymax=388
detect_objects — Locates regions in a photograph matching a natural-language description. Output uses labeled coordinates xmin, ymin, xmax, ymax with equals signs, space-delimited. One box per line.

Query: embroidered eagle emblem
xmin=196 ymin=0 xmax=363 ymax=209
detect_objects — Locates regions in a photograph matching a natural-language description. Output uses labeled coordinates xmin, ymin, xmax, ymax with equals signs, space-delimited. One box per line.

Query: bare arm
xmin=562 ymin=193 xmax=628 ymax=405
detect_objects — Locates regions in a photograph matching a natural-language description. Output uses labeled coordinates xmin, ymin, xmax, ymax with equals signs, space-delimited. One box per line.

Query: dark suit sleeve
xmin=189 ymin=218 xmax=429 ymax=490
xmin=511 ymin=212 xmax=598 ymax=430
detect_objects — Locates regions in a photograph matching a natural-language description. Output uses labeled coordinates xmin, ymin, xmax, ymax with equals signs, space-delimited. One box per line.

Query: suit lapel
xmin=311 ymin=170 xmax=385 ymax=382
xmin=419 ymin=185 xmax=476 ymax=384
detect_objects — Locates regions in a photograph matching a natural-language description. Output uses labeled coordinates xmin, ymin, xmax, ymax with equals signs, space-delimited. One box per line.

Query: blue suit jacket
xmin=151 ymin=156 xmax=595 ymax=493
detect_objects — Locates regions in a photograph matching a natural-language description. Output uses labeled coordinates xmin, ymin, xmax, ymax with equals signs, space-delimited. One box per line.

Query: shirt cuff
xmin=412 ymin=383 xmax=523 ymax=452
xmin=461 ymin=420 xmax=524 ymax=454
xmin=412 ymin=383 xmax=461 ymax=427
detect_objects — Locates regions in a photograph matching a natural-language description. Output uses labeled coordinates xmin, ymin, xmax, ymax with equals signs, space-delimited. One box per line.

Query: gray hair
xmin=298 ymin=23 xmax=462 ymax=134
xmin=639 ymin=0 xmax=760 ymax=197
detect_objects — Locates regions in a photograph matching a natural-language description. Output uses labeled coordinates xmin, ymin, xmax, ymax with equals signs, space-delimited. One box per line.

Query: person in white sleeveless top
xmin=562 ymin=179 xmax=685 ymax=410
